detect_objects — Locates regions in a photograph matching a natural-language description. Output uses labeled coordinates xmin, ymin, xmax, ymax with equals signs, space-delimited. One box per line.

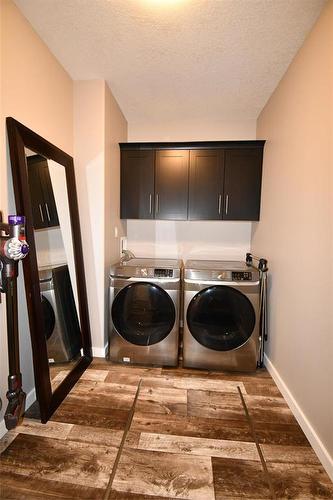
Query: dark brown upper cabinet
xmin=189 ymin=149 xmax=224 ymax=220
xmin=119 ymin=141 xmax=264 ymax=221
xmin=120 ymin=150 xmax=154 ymax=219
xmin=27 ymin=155 xmax=59 ymax=229
xmin=223 ymin=148 xmax=263 ymax=221
xmin=155 ymin=150 xmax=189 ymax=220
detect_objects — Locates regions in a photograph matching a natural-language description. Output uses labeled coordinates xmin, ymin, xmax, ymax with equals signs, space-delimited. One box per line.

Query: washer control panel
xmin=154 ymin=268 xmax=173 ymax=278
xmin=231 ymin=271 xmax=252 ymax=281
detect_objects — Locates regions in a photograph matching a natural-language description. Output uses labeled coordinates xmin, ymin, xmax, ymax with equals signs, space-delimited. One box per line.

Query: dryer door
xmin=111 ymin=282 xmax=176 ymax=346
xmin=187 ymin=285 xmax=255 ymax=351
xmin=41 ymin=295 xmax=56 ymax=341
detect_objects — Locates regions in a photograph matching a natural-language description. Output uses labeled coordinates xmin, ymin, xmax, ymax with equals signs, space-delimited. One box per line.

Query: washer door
xmin=41 ymin=294 xmax=56 ymax=341
xmin=111 ymin=282 xmax=176 ymax=346
xmin=187 ymin=285 xmax=255 ymax=351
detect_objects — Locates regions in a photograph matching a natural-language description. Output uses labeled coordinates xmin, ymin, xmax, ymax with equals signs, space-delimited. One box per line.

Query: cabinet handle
xmin=149 ymin=194 xmax=152 ymax=214
xmin=38 ymin=204 xmax=44 ymax=222
xmin=45 ymin=203 xmax=51 ymax=222
xmin=225 ymin=194 xmax=229 ymax=215
xmin=156 ymin=194 xmax=159 ymax=214
xmin=218 ymin=194 xmax=222 ymax=214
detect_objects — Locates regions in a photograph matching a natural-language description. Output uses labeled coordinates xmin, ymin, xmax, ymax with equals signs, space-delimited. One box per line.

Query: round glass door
xmin=41 ymin=295 xmax=56 ymax=341
xmin=112 ymin=282 xmax=176 ymax=346
xmin=187 ymin=286 xmax=255 ymax=351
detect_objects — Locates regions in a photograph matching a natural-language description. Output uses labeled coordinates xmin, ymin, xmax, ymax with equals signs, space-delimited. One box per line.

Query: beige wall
xmin=0 ymin=0 xmax=73 ymax=433
xmin=127 ymin=119 xmax=256 ymax=261
xmin=252 ymin=1 xmax=333 ymax=477
xmin=74 ymin=80 xmax=127 ymax=354
xmin=104 ymin=84 xmax=127 ymax=341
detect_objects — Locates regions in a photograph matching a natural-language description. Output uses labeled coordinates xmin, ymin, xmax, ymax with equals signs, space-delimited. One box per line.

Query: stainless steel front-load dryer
xmin=183 ymin=260 xmax=260 ymax=372
xmin=39 ymin=265 xmax=82 ymax=363
xmin=108 ymin=258 xmax=182 ymax=367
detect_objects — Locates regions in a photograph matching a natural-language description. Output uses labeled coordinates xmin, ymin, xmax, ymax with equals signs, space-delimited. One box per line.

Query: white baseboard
xmin=92 ymin=345 xmax=107 ymax=358
xmin=0 ymin=417 xmax=7 ymax=439
xmin=264 ymin=353 xmax=333 ymax=482
xmin=0 ymin=386 xmax=36 ymax=440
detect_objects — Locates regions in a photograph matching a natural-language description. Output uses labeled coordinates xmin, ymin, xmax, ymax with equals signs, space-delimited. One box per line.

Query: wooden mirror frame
xmin=6 ymin=117 xmax=92 ymax=423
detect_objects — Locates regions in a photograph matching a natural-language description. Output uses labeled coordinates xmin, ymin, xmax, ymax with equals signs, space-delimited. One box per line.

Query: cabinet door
xmin=121 ymin=150 xmax=154 ymax=219
xmin=223 ymin=149 xmax=263 ymax=221
xmin=155 ymin=150 xmax=189 ymax=220
xmin=189 ymin=149 xmax=224 ymax=220
xmin=26 ymin=156 xmax=48 ymax=230
xmin=39 ymin=160 xmax=60 ymax=227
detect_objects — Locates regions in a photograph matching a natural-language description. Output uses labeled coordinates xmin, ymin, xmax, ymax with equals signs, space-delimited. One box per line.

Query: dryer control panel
xmin=231 ymin=271 xmax=252 ymax=281
xmin=154 ymin=268 xmax=173 ymax=278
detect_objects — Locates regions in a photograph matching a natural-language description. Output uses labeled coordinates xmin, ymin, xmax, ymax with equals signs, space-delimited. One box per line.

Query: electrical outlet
xmin=120 ymin=236 xmax=127 ymax=256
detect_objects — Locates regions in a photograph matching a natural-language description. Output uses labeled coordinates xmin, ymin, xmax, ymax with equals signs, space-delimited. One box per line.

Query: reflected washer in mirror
xmin=6 ymin=117 xmax=92 ymax=423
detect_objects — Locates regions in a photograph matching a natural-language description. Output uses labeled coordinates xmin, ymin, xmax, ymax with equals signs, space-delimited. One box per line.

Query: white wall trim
xmin=0 ymin=418 xmax=7 ymax=439
xmin=0 ymin=386 xmax=36 ymax=439
xmin=92 ymin=345 xmax=107 ymax=358
xmin=264 ymin=353 xmax=333 ymax=482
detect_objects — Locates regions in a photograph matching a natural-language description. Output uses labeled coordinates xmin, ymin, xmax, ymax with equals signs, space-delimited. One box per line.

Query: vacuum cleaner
xmin=0 ymin=214 xmax=29 ymax=430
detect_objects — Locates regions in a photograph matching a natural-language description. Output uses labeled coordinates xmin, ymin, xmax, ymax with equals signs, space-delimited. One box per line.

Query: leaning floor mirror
xmin=6 ymin=117 xmax=92 ymax=423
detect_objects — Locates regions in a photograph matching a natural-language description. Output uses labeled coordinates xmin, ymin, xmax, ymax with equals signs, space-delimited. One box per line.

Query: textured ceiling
xmin=14 ymin=0 xmax=326 ymax=124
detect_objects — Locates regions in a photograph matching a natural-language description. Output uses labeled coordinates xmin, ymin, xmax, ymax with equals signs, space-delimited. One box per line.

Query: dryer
xmin=183 ymin=260 xmax=260 ymax=372
xmin=39 ymin=265 xmax=82 ymax=363
xmin=108 ymin=258 xmax=182 ymax=367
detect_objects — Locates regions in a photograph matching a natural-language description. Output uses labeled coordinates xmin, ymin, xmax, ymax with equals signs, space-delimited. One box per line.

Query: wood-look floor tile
xmin=243 ymin=380 xmax=282 ymax=397
xmin=137 ymin=432 xmax=261 ymax=461
xmin=112 ymin=448 xmax=215 ymax=499
xmin=212 ymin=457 xmax=271 ymax=499
xmin=131 ymin=412 xmax=254 ymax=442
xmin=109 ymin=490 xmax=179 ymax=499
xmin=0 ymin=433 xmax=118 ymax=489
xmin=51 ymin=369 xmax=71 ymax=390
xmin=67 ymin=379 xmax=137 ymax=409
xmin=124 ymin=430 xmax=141 ymax=448
xmin=99 ymin=363 xmax=162 ymax=376
xmin=261 ymin=443 xmax=321 ymax=465
xmin=161 ymin=367 xmax=270 ymax=380
xmin=79 ymin=368 xmax=110 ymax=381
xmin=51 ymin=400 xmax=129 ymax=430
xmin=67 ymin=424 xmax=123 ymax=447
xmin=188 ymin=389 xmax=247 ymax=421
xmin=254 ymin=422 xmax=310 ymax=446
xmin=16 ymin=418 xmax=73 ymax=440
xmin=24 ymin=400 xmax=40 ymax=420
xmin=0 ymin=471 xmax=105 ymax=499
xmin=136 ymin=386 xmax=188 ymax=416
xmin=267 ymin=462 xmax=333 ymax=499
xmin=244 ymin=394 xmax=297 ymax=424
xmin=141 ymin=375 xmax=246 ymax=394
xmin=105 ymin=371 xmax=143 ymax=385
xmin=0 ymin=430 xmax=18 ymax=454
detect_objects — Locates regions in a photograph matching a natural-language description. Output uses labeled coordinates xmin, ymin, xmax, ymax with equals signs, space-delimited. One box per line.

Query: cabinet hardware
xmin=149 ymin=194 xmax=152 ymax=214
xmin=225 ymin=194 xmax=229 ymax=215
xmin=218 ymin=194 xmax=222 ymax=214
xmin=45 ymin=203 xmax=51 ymax=222
xmin=156 ymin=194 xmax=159 ymax=214
xmin=38 ymin=204 xmax=44 ymax=223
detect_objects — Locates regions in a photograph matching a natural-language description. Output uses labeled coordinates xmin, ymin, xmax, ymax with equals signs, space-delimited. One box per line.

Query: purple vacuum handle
xmin=8 ymin=215 xmax=26 ymax=225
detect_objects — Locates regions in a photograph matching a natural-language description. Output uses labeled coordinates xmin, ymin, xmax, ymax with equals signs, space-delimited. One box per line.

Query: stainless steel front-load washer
xmin=183 ymin=260 xmax=260 ymax=372
xmin=108 ymin=258 xmax=182 ymax=367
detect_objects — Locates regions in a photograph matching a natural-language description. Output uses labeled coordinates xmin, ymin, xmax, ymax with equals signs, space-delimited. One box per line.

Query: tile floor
xmin=0 ymin=359 xmax=332 ymax=499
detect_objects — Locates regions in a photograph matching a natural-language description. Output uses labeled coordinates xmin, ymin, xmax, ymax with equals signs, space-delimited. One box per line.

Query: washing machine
xmin=108 ymin=258 xmax=182 ymax=367
xmin=39 ymin=264 xmax=82 ymax=363
xmin=183 ymin=260 xmax=260 ymax=372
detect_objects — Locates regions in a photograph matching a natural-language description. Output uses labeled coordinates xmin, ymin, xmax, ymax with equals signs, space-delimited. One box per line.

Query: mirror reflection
xmin=25 ymin=148 xmax=82 ymax=391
